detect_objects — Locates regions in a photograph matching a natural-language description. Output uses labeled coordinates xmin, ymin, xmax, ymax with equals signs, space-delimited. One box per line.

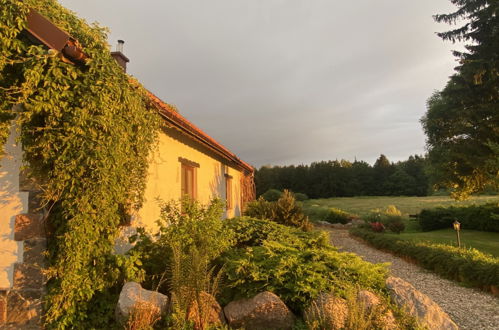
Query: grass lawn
xmin=303 ymin=195 xmax=499 ymax=257
xmin=303 ymin=195 xmax=498 ymax=218
xmin=384 ymin=229 xmax=499 ymax=257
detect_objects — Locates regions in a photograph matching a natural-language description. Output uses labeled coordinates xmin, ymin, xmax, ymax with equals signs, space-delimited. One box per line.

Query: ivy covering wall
xmin=1 ymin=0 xmax=160 ymax=327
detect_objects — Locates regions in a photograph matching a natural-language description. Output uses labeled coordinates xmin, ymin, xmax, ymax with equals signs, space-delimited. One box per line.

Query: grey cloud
xmin=59 ymin=0 xmax=463 ymax=167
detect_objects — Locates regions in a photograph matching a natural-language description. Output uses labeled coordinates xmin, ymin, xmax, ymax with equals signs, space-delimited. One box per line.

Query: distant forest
xmin=255 ymin=154 xmax=430 ymax=198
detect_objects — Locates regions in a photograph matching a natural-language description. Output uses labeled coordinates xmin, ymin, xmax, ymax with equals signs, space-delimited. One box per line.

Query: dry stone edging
xmin=223 ymin=291 xmax=295 ymax=330
xmin=386 ymin=276 xmax=459 ymax=330
xmin=115 ymin=282 xmax=168 ymax=324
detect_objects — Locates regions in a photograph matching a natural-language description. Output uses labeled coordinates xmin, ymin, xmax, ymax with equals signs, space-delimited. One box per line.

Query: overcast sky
xmin=59 ymin=0 xmax=462 ymax=168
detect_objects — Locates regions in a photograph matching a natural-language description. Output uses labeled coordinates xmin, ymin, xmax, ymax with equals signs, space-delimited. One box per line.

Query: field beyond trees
xmin=302 ymin=195 xmax=497 ymax=218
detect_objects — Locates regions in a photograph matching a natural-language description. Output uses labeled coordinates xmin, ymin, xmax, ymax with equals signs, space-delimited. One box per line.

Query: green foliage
xmin=131 ymin=198 xmax=234 ymax=290
xmin=324 ymin=208 xmax=351 ymax=224
xmin=261 ymin=188 xmax=282 ymax=201
xmin=421 ymin=0 xmax=499 ymax=199
xmin=386 ymin=219 xmax=405 ymax=234
xmin=131 ymin=198 xmax=233 ymax=330
xmin=293 ymin=192 xmax=309 ymax=201
xmin=364 ymin=206 xmax=405 ymax=234
xmin=245 ymin=190 xmax=312 ymax=231
xmin=219 ymin=218 xmax=388 ymax=313
xmin=351 ymin=228 xmax=499 ymax=290
xmin=0 ymin=1 xmax=161 ymax=327
xmin=418 ymin=202 xmax=499 ymax=232
xmin=244 ymin=197 xmax=274 ymax=221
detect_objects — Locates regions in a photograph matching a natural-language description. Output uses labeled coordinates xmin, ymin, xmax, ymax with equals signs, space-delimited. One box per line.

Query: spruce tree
xmin=421 ymin=0 xmax=498 ymax=199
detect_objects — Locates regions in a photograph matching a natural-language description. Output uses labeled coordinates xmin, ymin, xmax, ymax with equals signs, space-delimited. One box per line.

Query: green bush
xmin=324 ymin=208 xmax=351 ymax=224
xmin=261 ymin=189 xmax=283 ymax=201
xmin=418 ymin=203 xmax=499 ymax=232
xmin=130 ymin=197 xmax=234 ymax=291
xmin=302 ymin=205 xmax=330 ymax=223
xmin=350 ymin=228 xmax=499 ymax=290
xmin=245 ymin=197 xmax=274 ymax=220
xmin=219 ymin=218 xmax=388 ymax=313
xmin=244 ymin=190 xmax=312 ymax=231
xmin=386 ymin=218 xmax=406 ymax=234
xmin=364 ymin=205 xmax=405 ymax=233
xmin=293 ymin=192 xmax=309 ymax=201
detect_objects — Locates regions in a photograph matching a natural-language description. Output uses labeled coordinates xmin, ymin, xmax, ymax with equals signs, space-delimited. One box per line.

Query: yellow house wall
xmin=135 ymin=126 xmax=245 ymax=232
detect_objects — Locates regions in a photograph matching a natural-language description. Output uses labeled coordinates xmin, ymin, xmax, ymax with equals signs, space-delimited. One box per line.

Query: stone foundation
xmin=0 ymin=173 xmax=46 ymax=328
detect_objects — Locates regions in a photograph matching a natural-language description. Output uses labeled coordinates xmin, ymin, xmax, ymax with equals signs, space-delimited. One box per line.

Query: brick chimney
xmin=111 ymin=40 xmax=129 ymax=72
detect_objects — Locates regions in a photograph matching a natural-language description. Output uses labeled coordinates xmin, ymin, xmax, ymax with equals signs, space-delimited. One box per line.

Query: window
xmin=179 ymin=158 xmax=198 ymax=199
xmin=225 ymin=174 xmax=232 ymax=209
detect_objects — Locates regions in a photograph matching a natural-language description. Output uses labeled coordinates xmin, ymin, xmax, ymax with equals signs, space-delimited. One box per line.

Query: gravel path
xmin=323 ymin=227 xmax=499 ymax=330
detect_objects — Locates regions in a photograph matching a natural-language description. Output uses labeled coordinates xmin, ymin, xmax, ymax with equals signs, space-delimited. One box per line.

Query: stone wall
xmin=0 ymin=124 xmax=46 ymax=329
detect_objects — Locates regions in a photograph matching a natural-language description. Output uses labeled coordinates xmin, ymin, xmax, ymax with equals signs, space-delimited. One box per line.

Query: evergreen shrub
xmin=293 ymin=192 xmax=309 ymax=201
xmin=324 ymin=207 xmax=351 ymax=224
xmin=418 ymin=203 xmax=499 ymax=232
xmin=245 ymin=190 xmax=312 ymax=231
xmin=364 ymin=206 xmax=405 ymax=233
xmin=261 ymin=188 xmax=283 ymax=201
xmin=220 ymin=218 xmax=388 ymax=313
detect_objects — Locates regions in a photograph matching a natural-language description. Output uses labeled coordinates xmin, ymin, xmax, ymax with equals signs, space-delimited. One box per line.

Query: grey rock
xmin=115 ymin=282 xmax=168 ymax=324
xmin=386 ymin=276 xmax=458 ymax=330
xmin=224 ymin=291 xmax=295 ymax=330
xmin=304 ymin=293 xmax=348 ymax=330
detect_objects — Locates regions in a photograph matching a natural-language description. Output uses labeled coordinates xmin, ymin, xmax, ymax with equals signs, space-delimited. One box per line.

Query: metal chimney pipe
xmin=117 ymin=39 xmax=124 ymax=52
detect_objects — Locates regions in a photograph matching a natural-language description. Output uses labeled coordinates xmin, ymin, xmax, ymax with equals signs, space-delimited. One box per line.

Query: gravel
xmin=322 ymin=227 xmax=499 ymax=330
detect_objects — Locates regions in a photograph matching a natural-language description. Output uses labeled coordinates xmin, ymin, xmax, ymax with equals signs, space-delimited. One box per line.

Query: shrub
xmin=273 ymin=190 xmax=313 ymax=230
xmin=364 ymin=206 xmax=405 ymax=233
xmin=350 ymin=228 xmax=499 ymax=290
xmin=130 ymin=198 xmax=233 ymax=329
xmin=293 ymin=192 xmax=309 ymax=201
xmin=384 ymin=205 xmax=402 ymax=217
xmin=244 ymin=190 xmax=312 ymax=231
xmin=386 ymin=219 xmax=406 ymax=234
xmin=418 ymin=203 xmax=499 ymax=232
xmin=219 ymin=218 xmax=388 ymax=313
xmin=303 ymin=205 xmax=330 ymax=223
xmin=324 ymin=208 xmax=351 ymax=224
xmin=245 ymin=197 xmax=274 ymax=220
xmin=130 ymin=197 xmax=234 ymax=291
xmin=370 ymin=222 xmax=385 ymax=233
xmin=261 ymin=189 xmax=283 ymax=201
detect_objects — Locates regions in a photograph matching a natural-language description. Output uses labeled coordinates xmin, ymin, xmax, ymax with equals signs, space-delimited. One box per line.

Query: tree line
xmin=255 ymin=155 xmax=429 ymax=198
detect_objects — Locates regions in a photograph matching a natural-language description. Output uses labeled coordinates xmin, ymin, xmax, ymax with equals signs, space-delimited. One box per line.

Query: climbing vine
xmin=1 ymin=0 xmax=160 ymax=327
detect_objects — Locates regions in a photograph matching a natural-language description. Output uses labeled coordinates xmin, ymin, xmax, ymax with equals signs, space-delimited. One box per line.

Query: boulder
xmin=304 ymin=293 xmax=348 ymax=330
xmin=356 ymin=290 xmax=381 ymax=311
xmin=187 ymin=291 xmax=225 ymax=329
xmin=224 ymin=291 xmax=295 ymax=330
xmin=115 ymin=282 xmax=168 ymax=324
xmin=357 ymin=290 xmax=397 ymax=330
xmin=386 ymin=276 xmax=458 ymax=330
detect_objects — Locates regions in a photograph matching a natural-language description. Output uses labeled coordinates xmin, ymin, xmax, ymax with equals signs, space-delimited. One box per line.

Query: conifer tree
xmin=421 ymin=0 xmax=498 ymax=199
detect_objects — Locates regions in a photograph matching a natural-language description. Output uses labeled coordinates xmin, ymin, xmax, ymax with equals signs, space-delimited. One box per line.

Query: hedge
xmin=418 ymin=203 xmax=499 ymax=232
xmin=350 ymin=228 xmax=499 ymax=291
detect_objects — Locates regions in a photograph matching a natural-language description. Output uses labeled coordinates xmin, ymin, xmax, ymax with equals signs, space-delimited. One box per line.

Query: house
xmin=0 ymin=8 xmax=254 ymax=327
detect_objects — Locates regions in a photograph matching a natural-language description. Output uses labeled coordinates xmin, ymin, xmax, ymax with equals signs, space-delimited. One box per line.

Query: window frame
xmin=225 ymin=173 xmax=233 ymax=210
xmin=179 ymin=158 xmax=199 ymax=200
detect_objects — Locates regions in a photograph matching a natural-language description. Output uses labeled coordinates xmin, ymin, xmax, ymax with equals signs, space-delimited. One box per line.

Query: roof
xmin=145 ymin=90 xmax=254 ymax=174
